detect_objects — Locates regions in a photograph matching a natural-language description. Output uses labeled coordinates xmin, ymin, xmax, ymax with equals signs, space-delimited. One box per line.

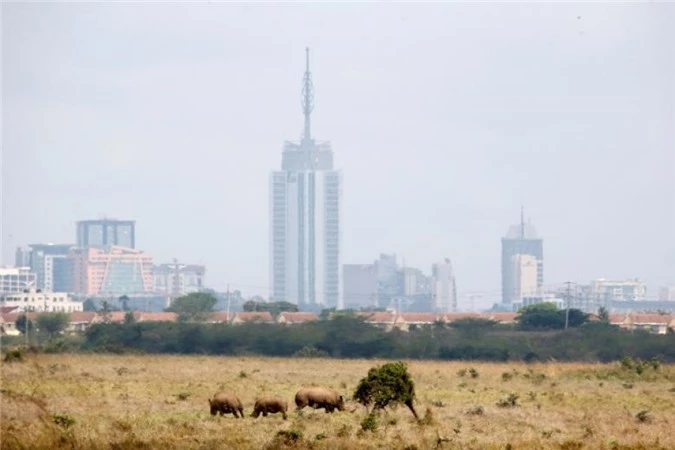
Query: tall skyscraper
xmin=76 ymin=219 xmax=136 ymax=249
xmin=431 ymin=258 xmax=457 ymax=312
xmin=269 ymin=48 xmax=342 ymax=309
xmin=501 ymin=208 xmax=544 ymax=305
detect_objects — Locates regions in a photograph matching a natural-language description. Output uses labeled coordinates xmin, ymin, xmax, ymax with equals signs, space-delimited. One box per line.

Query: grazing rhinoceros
xmin=208 ymin=392 xmax=244 ymax=418
xmin=251 ymin=396 xmax=288 ymax=420
xmin=294 ymin=387 xmax=345 ymax=413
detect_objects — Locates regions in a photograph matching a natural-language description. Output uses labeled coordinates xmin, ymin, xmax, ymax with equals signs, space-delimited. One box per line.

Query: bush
xmin=465 ymin=405 xmax=484 ymax=415
xmin=52 ymin=413 xmax=76 ymax=429
xmin=360 ymin=413 xmax=378 ymax=432
xmin=636 ymin=410 xmax=651 ymax=423
xmin=3 ymin=349 xmax=24 ymax=363
xmin=496 ymin=393 xmax=519 ymax=408
xmin=353 ymin=361 xmax=419 ymax=419
xmin=293 ymin=346 xmax=328 ymax=358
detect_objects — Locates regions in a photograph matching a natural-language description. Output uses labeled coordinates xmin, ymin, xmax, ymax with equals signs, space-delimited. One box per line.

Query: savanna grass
xmin=2 ymin=354 xmax=674 ymax=449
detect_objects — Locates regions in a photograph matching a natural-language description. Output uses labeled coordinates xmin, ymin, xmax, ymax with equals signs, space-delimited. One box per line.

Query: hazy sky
xmin=3 ymin=2 xmax=674 ymax=309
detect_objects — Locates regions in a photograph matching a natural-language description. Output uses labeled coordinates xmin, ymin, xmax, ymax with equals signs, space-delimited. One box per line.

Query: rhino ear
xmin=339 ymin=395 xmax=344 ymax=401
xmin=208 ymin=399 xmax=212 ymax=405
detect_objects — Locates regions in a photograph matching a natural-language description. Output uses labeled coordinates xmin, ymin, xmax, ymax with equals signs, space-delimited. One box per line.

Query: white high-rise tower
xmin=269 ymin=48 xmax=342 ymax=309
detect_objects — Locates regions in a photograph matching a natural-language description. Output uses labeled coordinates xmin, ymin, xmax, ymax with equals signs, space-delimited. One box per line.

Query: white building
xmin=513 ymin=293 xmax=565 ymax=311
xmin=0 ymin=287 xmax=83 ymax=312
xmin=0 ymin=267 xmax=37 ymax=294
xmin=511 ymin=254 xmax=539 ymax=302
xmin=269 ymin=49 xmax=341 ymax=309
xmin=153 ymin=262 xmax=205 ymax=296
xmin=399 ymin=267 xmax=430 ymax=297
xmin=590 ymin=278 xmax=647 ymax=302
xmin=431 ymin=258 xmax=457 ymax=312
xmin=659 ymin=285 xmax=675 ymax=301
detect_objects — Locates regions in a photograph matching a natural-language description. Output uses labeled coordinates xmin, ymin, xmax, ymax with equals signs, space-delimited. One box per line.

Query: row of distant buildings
xmin=1 ymin=219 xmax=206 ymax=304
xmin=341 ymin=210 xmax=674 ymax=314
xmin=498 ymin=210 xmax=674 ymax=312
xmin=343 ymin=254 xmax=457 ymax=312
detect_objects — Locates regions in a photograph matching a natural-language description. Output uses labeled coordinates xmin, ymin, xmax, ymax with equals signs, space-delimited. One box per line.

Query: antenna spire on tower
xmin=301 ymin=46 xmax=314 ymax=142
xmin=520 ymin=205 xmax=525 ymax=238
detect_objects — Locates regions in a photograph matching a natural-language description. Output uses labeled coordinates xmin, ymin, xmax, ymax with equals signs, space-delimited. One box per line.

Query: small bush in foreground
xmin=496 ymin=393 xmax=519 ymax=408
xmin=353 ymin=361 xmax=419 ymax=419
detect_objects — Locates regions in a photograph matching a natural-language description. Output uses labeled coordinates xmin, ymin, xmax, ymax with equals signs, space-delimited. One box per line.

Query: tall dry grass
xmin=1 ymin=354 xmax=674 ymax=449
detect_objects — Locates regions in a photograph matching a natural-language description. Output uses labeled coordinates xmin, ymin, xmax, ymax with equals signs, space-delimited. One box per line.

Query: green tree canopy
xmin=119 ymin=295 xmax=130 ymax=311
xmin=15 ymin=314 xmax=34 ymax=334
xmin=516 ymin=303 xmax=588 ymax=330
xmin=83 ymin=298 xmax=99 ymax=311
xmin=353 ymin=361 xmax=419 ymax=419
xmin=242 ymin=300 xmax=299 ymax=316
xmin=449 ymin=318 xmax=499 ymax=330
xmin=166 ymin=292 xmax=217 ymax=321
xmin=36 ymin=312 xmax=70 ymax=339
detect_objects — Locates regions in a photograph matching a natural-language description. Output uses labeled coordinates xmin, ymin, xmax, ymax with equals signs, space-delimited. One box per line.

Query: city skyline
xmin=3 ymin=3 xmax=673 ymax=310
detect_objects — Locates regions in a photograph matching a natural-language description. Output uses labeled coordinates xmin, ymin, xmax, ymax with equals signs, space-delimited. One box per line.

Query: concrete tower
xmin=269 ymin=49 xmax=342 ymax=309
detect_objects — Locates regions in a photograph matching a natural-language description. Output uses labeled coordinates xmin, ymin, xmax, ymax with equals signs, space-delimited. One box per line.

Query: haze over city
xmin=3 ymin=2 xmax=674 ymax=310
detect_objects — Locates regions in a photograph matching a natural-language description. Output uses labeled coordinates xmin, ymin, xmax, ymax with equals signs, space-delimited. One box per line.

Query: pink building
xmin=70 ymin=246 xmax=153 ymax=296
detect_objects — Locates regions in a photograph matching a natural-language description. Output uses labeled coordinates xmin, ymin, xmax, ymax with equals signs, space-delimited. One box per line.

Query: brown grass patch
xmin=1 ymin=354 xmax=674 ymax=449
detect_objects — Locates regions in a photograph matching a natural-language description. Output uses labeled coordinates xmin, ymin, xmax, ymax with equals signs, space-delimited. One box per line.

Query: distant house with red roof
xmin=231 ymin=311 xmax=275 ymax=324
xmin=276 ymin=312 xmax=318 ymax=325
xmin=206 ymin=311 xmax=233 ymax=324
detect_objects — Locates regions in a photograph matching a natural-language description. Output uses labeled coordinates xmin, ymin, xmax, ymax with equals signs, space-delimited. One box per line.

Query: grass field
xmin=1 ymin=353 xmax=674 ymax=449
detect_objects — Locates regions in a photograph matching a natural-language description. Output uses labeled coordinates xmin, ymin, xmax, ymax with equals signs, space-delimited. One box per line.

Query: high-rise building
xmin=501 ymin=208 xmax=543 ymax=305
xmin=15 ymin=244 xmax=74 ymax=292
xmin=375 ymin=253 xmax=399 ymax=306
xmin=431 ymin=258 xmax=457 ymax=312
xmin=70 ymin=246 xmax=153 ymax=296
xmin=76 ymin=219 xmax=136 ymax=249
xmin=510 ymin=254 xmax=538 ymax=302
xmin=269 ymin=48 xmax=342 ymax=309
xmin=343 ymin=264 xmax=378 ymax=310
xmin=659 ymin=285 xmax=675 ymax=301
xmin=398 ymin=267 xmax=430 ymax=297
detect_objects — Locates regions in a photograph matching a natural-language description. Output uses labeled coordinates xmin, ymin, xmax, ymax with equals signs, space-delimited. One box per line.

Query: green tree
xmin=597 ymin=306 xmax=610 ymax=323
xmin=319 ymin=308 xmax=336 ymax=320
xmin=516 ymin=303 xmax=588 ymax=330
xmin=83 ymin=298 xmax=99 ymax=311
xmin=516 ymin=303 xmax=565 ymax=330
xmin=166 ymin=292 xmax=217 ymax=321
xmin=36 ymin=312 xmax=70 ymax=340
xmin=119 ymin=295 xmax=130 ymax=311
xmin=353 ymin=361 xmax=419 ymax=419
xmin=101 ymin=300 xmax=112 ymax=323
xmin=448 ymin=318 xmax=500 ymax=341
xmin=123 ymin=311 xmax=136 ymax=325
xmin=15 ymin=314 xmax=34 ymax=334
xmin=566 ymin=308 xmax=590 ymax=328
xmin=242 ymin=300 xmax=299 ymax=316
xmin=242 ymin=300 xmax=257 ymax=312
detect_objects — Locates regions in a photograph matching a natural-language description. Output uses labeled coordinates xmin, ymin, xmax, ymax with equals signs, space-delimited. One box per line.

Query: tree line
xmin=77 ymin=315 xmax=674 ymax=362
xmin=9 ymin=297 xmax=675 ymax=362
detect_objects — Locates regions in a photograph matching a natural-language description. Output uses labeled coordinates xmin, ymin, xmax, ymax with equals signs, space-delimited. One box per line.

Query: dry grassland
xmin=1 ymin=353 xmax=674 ymax=449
